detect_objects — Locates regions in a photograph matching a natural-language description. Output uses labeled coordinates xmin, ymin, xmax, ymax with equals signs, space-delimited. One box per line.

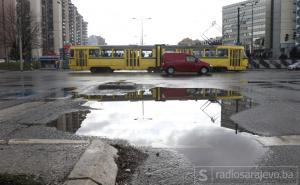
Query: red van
xmin=162 ymin=53 xmax=211 ymax=75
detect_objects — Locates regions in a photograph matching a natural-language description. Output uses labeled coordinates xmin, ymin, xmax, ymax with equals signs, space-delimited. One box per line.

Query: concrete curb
xmin=0 ymin=140 xmax=6 ymax=144
xmin=64 ymin=179 xmax=98 ymax=185
xmin=8 ymin=139 xmax=90 ymax=145
xmin=64 ymin=139 xmax=118 ymax=185
xmin=256 ymin=135 xmax=300 ymax=146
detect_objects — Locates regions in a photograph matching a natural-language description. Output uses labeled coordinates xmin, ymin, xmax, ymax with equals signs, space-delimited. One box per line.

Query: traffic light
xmin=285 ymin=34 xmax=289 ymax=42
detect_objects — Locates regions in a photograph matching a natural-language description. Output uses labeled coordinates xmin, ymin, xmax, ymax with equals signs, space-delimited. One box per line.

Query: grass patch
xmin=0 ymin=174 xmax=43 ymax=185
xmin=0 ymin=62 xmax=40 ymax=71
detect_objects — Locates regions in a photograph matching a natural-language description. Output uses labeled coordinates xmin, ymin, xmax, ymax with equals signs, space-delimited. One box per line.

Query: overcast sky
xmin=72 ymin=0 xmax=243 ymax=45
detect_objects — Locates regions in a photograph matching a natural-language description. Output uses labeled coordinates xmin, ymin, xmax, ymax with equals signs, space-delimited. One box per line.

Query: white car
xmin=288 ymin=62 xmax=300 ymax=70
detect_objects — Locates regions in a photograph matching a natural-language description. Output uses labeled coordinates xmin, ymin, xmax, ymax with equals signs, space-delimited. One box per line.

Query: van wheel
xmin=166 ymin=67 xmax=175 ymax=75
xmin=199 ymin=67 xmax=208 ymax=75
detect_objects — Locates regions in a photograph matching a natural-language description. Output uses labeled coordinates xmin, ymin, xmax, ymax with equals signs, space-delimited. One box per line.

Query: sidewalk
xmin=0 ymin=139 xmax=118 ymax=185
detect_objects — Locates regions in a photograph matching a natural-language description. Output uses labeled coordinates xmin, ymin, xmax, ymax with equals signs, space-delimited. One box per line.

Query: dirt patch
xmin=112 ymin=144 xmax=148 ymax=185
xmin=0 ymin=174 xmax=43 ymax=185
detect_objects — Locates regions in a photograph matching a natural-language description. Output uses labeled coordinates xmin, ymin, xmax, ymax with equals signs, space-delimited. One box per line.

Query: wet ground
xmin=0 ymin=69 xmax=299 ymax=184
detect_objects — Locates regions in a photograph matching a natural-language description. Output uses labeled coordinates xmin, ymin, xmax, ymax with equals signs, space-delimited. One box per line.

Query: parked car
xmin=287 ymin=62 xmax=300 ymax=70
xmin=162 ymin=53 xmax=211 ymax=75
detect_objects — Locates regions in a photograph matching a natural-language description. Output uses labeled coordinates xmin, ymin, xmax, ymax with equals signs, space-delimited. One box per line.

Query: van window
xmin=186 ymin=56 xmax=196 ymax=62
xmin=193 ymin=50 xmax=201 ymax=58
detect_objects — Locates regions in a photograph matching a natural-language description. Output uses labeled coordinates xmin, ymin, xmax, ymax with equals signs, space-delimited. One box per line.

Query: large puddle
xmin=50 ymin=87 xmax=266 ymax=165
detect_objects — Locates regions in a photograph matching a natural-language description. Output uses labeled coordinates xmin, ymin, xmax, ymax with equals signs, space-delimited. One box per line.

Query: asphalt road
xmin=0 ymin=69 xmax=299 ymax=185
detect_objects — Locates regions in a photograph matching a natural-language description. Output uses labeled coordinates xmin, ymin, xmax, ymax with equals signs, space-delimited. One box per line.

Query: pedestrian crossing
xmin=251 ymin=60 xmax=299 ymax=69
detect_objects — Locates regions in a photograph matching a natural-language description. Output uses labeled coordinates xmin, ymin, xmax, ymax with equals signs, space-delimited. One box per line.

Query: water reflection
xmin=47 ymin=111 xmax=89 ymax=133
xmin=74 ymin=88 xmax=252 ymax=142
xmin=50 ymin=87 xmax=265 ymax=165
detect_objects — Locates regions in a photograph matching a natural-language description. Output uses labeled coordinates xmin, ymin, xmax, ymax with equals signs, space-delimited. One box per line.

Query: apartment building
xmin=223 ymin=0 xmax=296 ymax=58
xmin=82 ymin=21 xmax=88 ymax=45
xmin=223 ymin=0 xmax=272 ymax=53
xmin=272 ymin=0 xmax=296 ymax=58
xmin=297 ymin=0 xmax=300 ymax=46
xmin=4 ymin=0 xmax=88 ymax=58
xmin=62 ymin=0 xmax=70 ymax=44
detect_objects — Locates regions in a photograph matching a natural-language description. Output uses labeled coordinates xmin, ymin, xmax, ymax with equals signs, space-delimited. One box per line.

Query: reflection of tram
xmin=69 ymin=45 xmax=248 ymax=72
xmin=75 ymin=87 xmax=243 ymax=102
xmin=54 ymin=88 xmax=253 ymax=135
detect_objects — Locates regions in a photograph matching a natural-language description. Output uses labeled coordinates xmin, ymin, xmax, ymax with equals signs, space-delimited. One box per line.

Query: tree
xmin=0 ymin=0 xmax=41 ymax=62
xmin=0 ymin=0 xmax=17 ymax=62
xmin=178 ymin=38 xmax=195 ymax=46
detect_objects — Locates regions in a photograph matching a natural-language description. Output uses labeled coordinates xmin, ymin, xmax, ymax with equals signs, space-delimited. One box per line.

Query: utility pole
xmin=17 ymin=1 xmax=23 ymax=72
xmin=237 ymin=7 xmax=240 ymax=45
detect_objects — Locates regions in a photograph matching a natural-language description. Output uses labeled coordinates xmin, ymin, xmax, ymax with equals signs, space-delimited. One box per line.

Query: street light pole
xmin=237 ymin=7 xmax=240 ymax=45
xmin=141 ymin=19 xmax=144 ymax=45
xmin=133 ymin=17 xmax=151 ymax=45
xmin=251 ymin=1 xmax=258 ymax=56
xmin=251 ymin=3 xmax=254 ymax=55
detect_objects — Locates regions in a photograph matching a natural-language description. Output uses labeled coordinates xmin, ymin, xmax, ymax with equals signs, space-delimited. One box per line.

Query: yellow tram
xmin=68 ymin=45 xmax=248 ymax=72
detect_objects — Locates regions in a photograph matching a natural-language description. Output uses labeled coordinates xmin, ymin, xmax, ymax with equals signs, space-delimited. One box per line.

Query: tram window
xmin=101 ymin=50 xmax=112 ymax=57
xmin=70 ymin=49 xmax=74 ymax=58
xmin=205 ymin=49 xmax=217 ymax=57
xmin=217 ymin=49 xmax=228 ymax=57
xmin=186 ymin=56 xmax=197 ymax=62
xmin=89 ymin=49 xmax=100 ymax=58
xmin=113 ymin=50 xmax=124 ymax=57
xmin=199 ymin=50 xmax=206 ymax=57
xmin=164 ymin=48 xmax=176 ymax=52
xmin=142 ymin=50 xmax=153 ymax=58
xmin=193 ymin=50 xmax=201 ymax=58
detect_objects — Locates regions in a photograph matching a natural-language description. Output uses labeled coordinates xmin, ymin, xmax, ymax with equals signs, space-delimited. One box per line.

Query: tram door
xmin=230 ymin=49 xmax=241 ymax=70
xmin=125 ymin=49 xmax=140 ymax=70
xmin=75 ymin=49 xmax=88 ymax=70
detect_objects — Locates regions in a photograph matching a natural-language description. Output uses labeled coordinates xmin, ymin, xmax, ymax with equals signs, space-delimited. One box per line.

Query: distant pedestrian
xmin=55 ymin=60 xmax=59 ymax=70
xmin=59 ymin=60 xmax=63 ymax=71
